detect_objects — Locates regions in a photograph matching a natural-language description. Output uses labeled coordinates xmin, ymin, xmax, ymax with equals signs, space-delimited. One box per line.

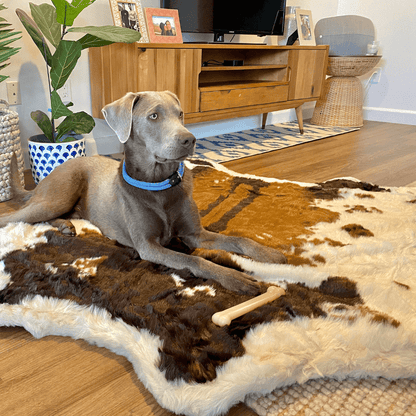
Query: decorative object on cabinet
xmin=295 ymin=9 xmax=315 ymax=46
xmin=144 ymin=7 xmax=182 ymax=44
xmin=279 ymin=6 xmax=299 ymax=46
xmin=108 ymin=0 xmax=149 ymax=43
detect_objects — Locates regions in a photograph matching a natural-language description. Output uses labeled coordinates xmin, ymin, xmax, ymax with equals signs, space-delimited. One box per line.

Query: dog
xmin=0 ymin=91 xmax=286 ymax=294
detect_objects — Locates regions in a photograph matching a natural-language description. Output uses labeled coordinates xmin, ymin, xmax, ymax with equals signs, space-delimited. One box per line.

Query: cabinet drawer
xmin=200 ymin=84 xmax=289 ymax=112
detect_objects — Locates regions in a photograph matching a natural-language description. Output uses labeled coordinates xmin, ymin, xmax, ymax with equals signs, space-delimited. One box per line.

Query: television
xmin=161 ymin=0 xmax=286 ymax=42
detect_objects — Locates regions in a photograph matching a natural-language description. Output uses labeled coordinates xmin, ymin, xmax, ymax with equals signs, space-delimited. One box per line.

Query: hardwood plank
xmin=224 ymin=120 xmax=416 ymax=187
xmin=0 ymin=328 xmax=256 ymax=416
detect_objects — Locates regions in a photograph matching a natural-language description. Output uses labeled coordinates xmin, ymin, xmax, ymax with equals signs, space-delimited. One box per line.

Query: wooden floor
xmin=0 ymin=120 xmax=415 ymax=416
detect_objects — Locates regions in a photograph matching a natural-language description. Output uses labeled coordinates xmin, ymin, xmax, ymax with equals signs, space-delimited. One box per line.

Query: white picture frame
xmin=109 ymin=0 xmax=149 ymax=43
xmin=295 ymin=9 xmax=315 ymax=46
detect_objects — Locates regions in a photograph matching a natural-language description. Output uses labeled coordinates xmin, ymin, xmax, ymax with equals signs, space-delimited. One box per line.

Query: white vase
xmin=28 ymin=134 xmax=86 ymax=184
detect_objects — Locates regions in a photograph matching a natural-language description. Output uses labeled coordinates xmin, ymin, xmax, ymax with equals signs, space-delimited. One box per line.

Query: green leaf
xmin=0 ymin=47 xmax=21 ymax=64
xmin=31 ymin=110 xmax=54 ymax=142
xmin=68 ymin=26 xmax=141 ymax=43
xmin=51 ymin=90 xmax=73 ymax=119
xmin=50 ymin=40 xmax=82 ymax=90
xmin=0 ymin=74 xmax=7 ymax=83
xmin=0 ymin=29 xmax=19 ymax=40
xmin=55 ymin=111 xmax=95 ymax=141
xmin=78 ymin=33 xmax=113 ymax=50
xmin=0 ymin=36 xmax=22 ymax=48
xmin=29 ymin=3 xmax=61 ymax=49
xmin=51 ymin=0 xmax=96 ymax=26
xmin=16 ymin=8 xmax=52 ymax=66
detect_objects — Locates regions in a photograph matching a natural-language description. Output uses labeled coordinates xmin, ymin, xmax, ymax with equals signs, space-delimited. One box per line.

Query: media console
xmin=89 ymin=43 xmax=329 ymax=133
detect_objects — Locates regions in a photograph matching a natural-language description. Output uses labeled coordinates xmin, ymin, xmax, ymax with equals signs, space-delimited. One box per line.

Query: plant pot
xmin=28 ymin=134 xmax=86 ymax=184
xmin=0 ymin=100 xmax=25 ymax=202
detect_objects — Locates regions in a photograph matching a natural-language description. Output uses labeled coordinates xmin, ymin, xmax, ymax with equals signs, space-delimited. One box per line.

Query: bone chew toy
xmin=212 ymin=286 xmax=285 ymax=327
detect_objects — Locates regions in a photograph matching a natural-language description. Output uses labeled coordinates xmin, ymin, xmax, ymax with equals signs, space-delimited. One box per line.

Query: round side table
xmin=311 ymin=55 xmax=382 ymax=127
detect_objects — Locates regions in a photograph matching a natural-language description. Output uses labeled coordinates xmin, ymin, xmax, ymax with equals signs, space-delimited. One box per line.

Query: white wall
xmin=2 ymin=0 xmax=415 ymax=162
xmin=337 ymin=0 xmax=416 ymax=125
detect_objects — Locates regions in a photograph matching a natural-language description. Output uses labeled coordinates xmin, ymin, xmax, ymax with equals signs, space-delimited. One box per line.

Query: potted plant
xmin=16 ymin=0 xmax=141 ymax=183
xmin=0 ymin=3 xmax=25 ymax=201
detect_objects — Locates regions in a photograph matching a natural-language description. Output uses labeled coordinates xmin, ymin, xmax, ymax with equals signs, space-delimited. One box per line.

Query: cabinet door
xmin=137 ymin=48 xmax=201 ymax=114
xmin=288 ymin=49 xmax=328 ymax=100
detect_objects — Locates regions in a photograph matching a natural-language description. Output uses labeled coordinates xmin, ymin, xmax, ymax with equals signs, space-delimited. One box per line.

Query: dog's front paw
xmin=219 ymin=269 xmax=261 ymax=296
xmin=49 ymin=219 xmax=76 ymax=236
xmin=254 ymin=247 xmax=287 ymax=265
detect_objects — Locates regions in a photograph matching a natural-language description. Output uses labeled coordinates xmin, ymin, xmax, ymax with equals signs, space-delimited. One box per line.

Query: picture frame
xmin=109 ymin=0 xmax=149 ymax=43
xmin=144 ymin=8 xmax=183 ymax=44
xmin=295 ymin=9 xmax=315 ymax=46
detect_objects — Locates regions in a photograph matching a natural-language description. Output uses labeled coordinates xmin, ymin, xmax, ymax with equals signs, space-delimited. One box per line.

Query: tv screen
xmin=161 ymin=0 xmax=286 ymax=37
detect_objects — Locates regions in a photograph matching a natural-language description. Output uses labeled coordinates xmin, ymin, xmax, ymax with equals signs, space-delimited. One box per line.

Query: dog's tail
xmin=8 ymin=153 xmax=31 ymax=203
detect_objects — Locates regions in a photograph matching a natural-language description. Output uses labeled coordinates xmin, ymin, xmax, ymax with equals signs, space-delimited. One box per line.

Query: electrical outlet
xmin=59 ymin=81 xmax=72 ymax=103
xmin=6 ymin=81 xmax=21 ymax=105
xmin=372 ymin=67 xmax=382 ymax=84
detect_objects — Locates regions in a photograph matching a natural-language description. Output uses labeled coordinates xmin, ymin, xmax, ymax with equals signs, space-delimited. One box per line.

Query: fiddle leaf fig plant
xmin=0 ymin=3 xmax=21 ymax=84
xmin=16 ymin=1 xmax=141 ymax=142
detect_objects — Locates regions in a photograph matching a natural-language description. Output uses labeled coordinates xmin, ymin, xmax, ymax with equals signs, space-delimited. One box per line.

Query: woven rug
xmin=1 ymin=160 xmax=416 ymax=416
xmin=194 ymin=122 xmax=358 ymax=163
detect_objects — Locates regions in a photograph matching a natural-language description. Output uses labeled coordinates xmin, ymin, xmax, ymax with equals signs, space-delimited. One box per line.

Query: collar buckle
xmin=168 ymin=170 xmax=183 ymax=186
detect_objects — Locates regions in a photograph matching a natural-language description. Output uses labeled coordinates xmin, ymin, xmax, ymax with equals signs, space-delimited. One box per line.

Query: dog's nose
xmin=180 ymin=132 xmax=196 ymax=148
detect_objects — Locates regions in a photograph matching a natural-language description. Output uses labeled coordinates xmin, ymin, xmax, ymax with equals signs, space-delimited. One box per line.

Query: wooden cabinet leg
xmin=262 ymin=113 xmax=268 ymax=129
xmin=295 ymin=105 xmax=304 ymax=134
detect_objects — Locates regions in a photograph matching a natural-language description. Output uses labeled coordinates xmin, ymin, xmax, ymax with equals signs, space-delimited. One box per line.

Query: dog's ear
xmin=101 ymin=92 xmax=141 ymax=143
xmin=163 ymin=90 xmax=180 ymax=105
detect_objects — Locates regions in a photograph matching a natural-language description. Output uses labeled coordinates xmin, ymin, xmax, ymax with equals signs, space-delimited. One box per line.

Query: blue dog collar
xmin=122 ymin=161 xmax=184 ymax=191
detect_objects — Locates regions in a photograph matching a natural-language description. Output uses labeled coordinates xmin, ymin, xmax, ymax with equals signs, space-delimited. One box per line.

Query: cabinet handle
xmin=287 ymin=66 xmax=292 ymax=83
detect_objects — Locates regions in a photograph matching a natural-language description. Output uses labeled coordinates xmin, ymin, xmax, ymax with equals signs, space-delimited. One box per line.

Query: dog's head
xmin=102 ymin=91 xmax=196 ymax=163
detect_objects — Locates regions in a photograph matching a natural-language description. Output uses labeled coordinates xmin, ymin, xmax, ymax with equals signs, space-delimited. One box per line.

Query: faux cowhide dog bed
xmin=1 ymin=160 xmax=415 ymax=416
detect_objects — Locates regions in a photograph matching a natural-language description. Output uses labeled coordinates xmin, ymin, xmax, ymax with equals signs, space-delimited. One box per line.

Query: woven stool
xmin=311 ymin=55 xmax=382 ymax=127
xmin=0 ymin=100 xmax=25 ymax=202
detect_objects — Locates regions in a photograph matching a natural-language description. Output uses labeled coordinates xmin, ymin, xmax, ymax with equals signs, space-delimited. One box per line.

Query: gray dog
xmin=0 ymin=91 xmax=286 ymax=294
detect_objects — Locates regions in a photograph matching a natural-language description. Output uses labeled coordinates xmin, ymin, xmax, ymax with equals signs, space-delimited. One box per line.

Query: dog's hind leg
xmin=0 ymin=156 xmax=86 ymax=228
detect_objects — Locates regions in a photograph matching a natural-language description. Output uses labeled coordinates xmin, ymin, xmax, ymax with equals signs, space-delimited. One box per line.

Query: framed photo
xmin=144 ymin=8 xmax=183 ymax=44
xmin=295 ymin=9 xmax=315 ymax=46
xmin=109 ymin=0 xmax=149 ymax=43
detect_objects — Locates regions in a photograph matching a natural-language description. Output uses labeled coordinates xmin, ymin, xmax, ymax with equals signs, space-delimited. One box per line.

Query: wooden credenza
xmin=89 ymin=43 xmax=329 ymax=131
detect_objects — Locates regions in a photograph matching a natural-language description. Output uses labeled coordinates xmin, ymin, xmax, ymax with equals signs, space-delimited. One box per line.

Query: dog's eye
xmin=149 ymin=113 xmax=158 ymax=120
xmin=179 ymin=111 xmax=184 ymax=119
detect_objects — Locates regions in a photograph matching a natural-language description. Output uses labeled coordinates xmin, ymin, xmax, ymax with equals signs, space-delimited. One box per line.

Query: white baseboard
xmin=363 ymin=107 xmax=416 ymax=125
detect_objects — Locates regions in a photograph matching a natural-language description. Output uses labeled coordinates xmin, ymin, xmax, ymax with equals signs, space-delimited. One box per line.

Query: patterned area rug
xmin=1 ymin=160 xmax=416 ymax=416
xmin=194 ymin=122 xmax=358 ymax=163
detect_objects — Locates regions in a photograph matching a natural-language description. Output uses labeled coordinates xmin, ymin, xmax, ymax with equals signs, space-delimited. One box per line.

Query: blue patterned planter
xmin=28 ymin=135 xmax=86 ymax=184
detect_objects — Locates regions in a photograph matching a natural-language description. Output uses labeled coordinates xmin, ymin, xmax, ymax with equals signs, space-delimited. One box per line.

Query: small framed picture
xmin=295 ymin=9 xmax=315 ymax=46
xmin=144 ymin=8 xmax=183 ymax=44
xmin=109 ymin=0 xmax=149 ymax=43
